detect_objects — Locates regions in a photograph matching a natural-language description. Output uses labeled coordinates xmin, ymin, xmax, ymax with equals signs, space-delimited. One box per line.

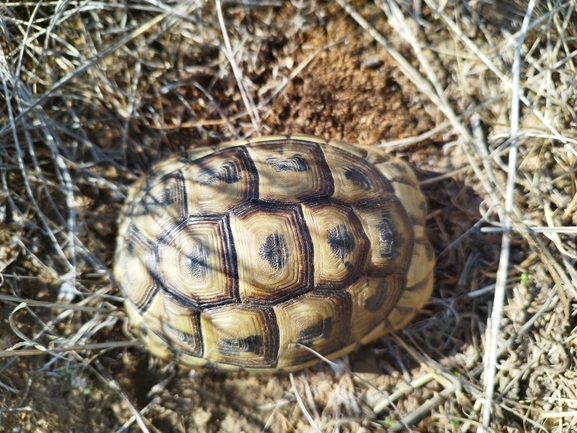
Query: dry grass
xmin=0 ymin=1 xmax=576 ymax=432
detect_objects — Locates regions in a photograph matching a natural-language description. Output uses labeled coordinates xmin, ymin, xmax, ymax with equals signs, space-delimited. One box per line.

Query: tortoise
xmin=114 ymin=134 xmax=434 ymax=372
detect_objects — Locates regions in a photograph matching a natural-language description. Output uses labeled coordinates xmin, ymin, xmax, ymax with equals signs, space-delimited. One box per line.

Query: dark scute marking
xmin=126 ymin=238 xmax=136 ymax=254
xmin=343 ymin=166 xmax=371 ymax=190
xmin=259 ymin=233 xmax=288 ymax=271
xmin=326 ymin=224 xmax=355 ymax=260
xmin=391 ymin=162 xmax=408 ymax=174
xmin=298 ymin=317 xmax=333 ymax=346
xmin=184 ymin=243 xmax=209 ymax=278
xmin=363 ymin=281 xmax=387 ymax=312
xmin=198 ymin=161 xmax=241 ymax=185
xmin=142 ymin=185 xmax=178 ymax=215
xmin=265 ymin=154 xmax=309 ymax=172
xmin=163 ymin=321 xmax=197 ymax=345
xmin=219 ymin=335 xmax=263 ymax=356
xmin=377 ymin=211 xmax=403 ymax=259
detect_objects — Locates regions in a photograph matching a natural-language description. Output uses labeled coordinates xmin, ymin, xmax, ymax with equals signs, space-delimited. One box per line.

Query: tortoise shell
xmin=114 ymin=134 xmax=434 ymax=372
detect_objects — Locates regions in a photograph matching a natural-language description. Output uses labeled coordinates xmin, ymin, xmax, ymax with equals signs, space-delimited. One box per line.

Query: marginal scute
xmin=274 ymin=290 xmax=352 ymax=369
xmin=115 ymin=224 xmax=157 ymax=308
xmin=248 ymin=135 xmax=288 ymax=144
xmin=114 ymin=135 xmax=435 ymax=372
xmin=145 ymin=324 xmax=173 ymax=361
xmin=389 ymin=181 xmax=427 ymax=225
xmin=150 ymin=156 xmax=188 ymax=179
xmin=201 ymin=305 xmax=279 ymax=368
xmin=161 ymin=297 xmax=203 ymax=356
xmin=386 ymin=305 xmax=418 ymax=331
xmin=364 ymin=145 xmax=391 ymax=165
xmin=375 ymin=157 xmax=418 ymax=185
xmin=178 ymin=351 xmax=209 ymax=369
xmin=140 ymin=291 xmax=204 ymax=358
xmin=327 ymin=138 xmax=367 ymax=159
xmin=405 ymin=238 xmax=436 ymax=289
xmin=186 ymin=145 xmax=219 ymax=162
xmin=375 ymin=157 xmax=427 ymax=223
xmin=346 ymin=276 xmax=405 ymax=344
xmin=290 ymin=134 xmax=327 ymax=145
xmin=218 ymin=139 xmax=248 ymax=150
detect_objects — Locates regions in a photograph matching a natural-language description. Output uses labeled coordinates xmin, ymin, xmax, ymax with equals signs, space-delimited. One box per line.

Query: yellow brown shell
xmin=114 ymin=134 xmax=434 ymax=372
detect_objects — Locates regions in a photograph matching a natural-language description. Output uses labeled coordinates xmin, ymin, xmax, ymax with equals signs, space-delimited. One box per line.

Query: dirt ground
xmin=1 ymin=1 xmax=576 ymax=432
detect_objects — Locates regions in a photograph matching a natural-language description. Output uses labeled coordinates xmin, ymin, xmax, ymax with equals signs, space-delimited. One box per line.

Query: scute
xmin=322 ymin=143 xmax=392 ymax=205
xmin=200 ymin=304 xmax=279 ymax=368
xmin=247 ymin=139 xmax=333 ymax=202
xmin=129 ymin=171 xmax=187 ymax=241
xmin=346 ymin=276 xmax=405 ymax=344
xmin=182 ymin=146 xmax=258 ymax=215
xmin=353 ymin=198 xmax=414 ymax=276
xmin=230 ymin=203 xmax=313 ymax=303
xmin=157 ymin=215 xmax=238 ymax=306
xmin=143 ymin=292 xmax=203 ymax=358
xmin=274 ymin=290 xmax=352 ymax=370
xmin=301 ymin=201 xmax=368 ymax=288
xmin=115 ymin=224 xmax=157 ymax=308
xmin=115 ymin=134 xmax=434 ymax=372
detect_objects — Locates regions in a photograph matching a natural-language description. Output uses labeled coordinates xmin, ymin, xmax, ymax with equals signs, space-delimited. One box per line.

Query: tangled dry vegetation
xmin=1 ymin=1 xmax=576 ymax=432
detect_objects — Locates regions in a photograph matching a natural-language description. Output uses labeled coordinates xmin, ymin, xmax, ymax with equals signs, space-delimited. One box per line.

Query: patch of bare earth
xmin=1 ymin=1 xmax=576 ymax=432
